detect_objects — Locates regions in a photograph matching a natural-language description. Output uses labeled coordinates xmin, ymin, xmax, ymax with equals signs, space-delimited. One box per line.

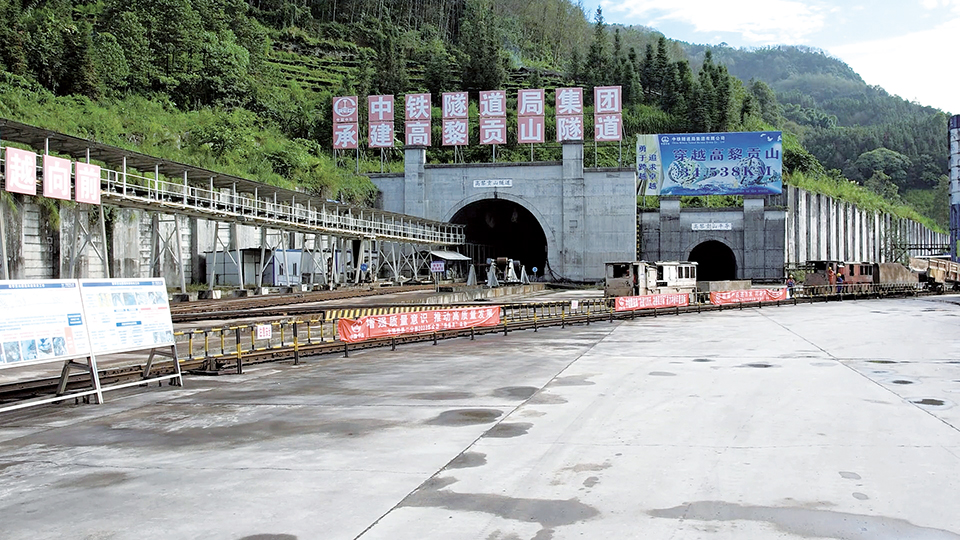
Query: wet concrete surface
xmin=1 ymin=295 xmax=960 ymax=539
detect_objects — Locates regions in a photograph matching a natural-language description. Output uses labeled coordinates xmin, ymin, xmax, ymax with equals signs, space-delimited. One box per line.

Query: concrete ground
xmin=1 ymin=295 xmax=959 ymax=540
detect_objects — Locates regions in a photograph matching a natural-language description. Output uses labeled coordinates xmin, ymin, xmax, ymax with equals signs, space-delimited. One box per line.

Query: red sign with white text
xmin=4 ymin=147 xmax=38 ymax=195
xmin=710 ymin=288 xmax=788 ymax=305
xmin=614 ymin=293 xmax=689 ymax=312
xmin=338 ymin=306 xmax=501 ymax=343
xmin=42 ymin=154 xmax=72 ymax=200
xmin=74 ymin=162 xmax=101 ymax=205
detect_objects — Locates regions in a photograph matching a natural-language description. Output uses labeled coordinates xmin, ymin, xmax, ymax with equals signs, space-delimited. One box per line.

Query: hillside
xmin=0 ymin=0 xmax=948 ymax=228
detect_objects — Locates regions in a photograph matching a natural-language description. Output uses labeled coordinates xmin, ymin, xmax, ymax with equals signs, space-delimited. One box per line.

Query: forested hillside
xmin=0 ymin=0 xmax=949 ymax=228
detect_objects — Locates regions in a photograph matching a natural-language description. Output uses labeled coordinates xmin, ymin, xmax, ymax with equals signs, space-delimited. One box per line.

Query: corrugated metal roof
xmin=430 ymin=250 xmax=471 ymax=261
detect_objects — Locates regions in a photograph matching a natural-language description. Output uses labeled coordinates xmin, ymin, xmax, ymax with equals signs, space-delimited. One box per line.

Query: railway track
xmin=170 ymin=284 xmax=437 ymax=322
xmin=0 ymin=287 xmax=931 ymax=405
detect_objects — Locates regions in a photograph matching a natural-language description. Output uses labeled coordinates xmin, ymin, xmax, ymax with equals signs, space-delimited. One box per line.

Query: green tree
xmin=372 ymin=16 xmax=408 ymax=96
xmin=92 ymin=32 xmax=129 ymax=95
xmin=851 ymin=147 xmax=912 ymax=187
xmin=459 ymin=0 xmax=505 ymax=93
xmin=583 ymin=5 xmax=608 ymax=100
xmin=422 ymin=36 xmax=455 ymax=101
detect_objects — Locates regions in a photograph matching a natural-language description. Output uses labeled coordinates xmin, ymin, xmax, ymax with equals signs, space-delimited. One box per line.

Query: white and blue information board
xmin=0 ymin=278 xmax=175 ymax=368
xmin=78 ymin=279 xmax=175 ymax=355
xmin=0 ymin=280 xmax=92 ymax=368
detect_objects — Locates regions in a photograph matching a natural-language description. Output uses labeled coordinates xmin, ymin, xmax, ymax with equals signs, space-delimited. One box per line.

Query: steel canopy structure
xmin=0 ymin=118 xmax=465 ymax=289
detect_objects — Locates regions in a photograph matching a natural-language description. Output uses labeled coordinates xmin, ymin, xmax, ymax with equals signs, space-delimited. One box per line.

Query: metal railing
xmin=99 ymin=167 xmax=465 ymax=245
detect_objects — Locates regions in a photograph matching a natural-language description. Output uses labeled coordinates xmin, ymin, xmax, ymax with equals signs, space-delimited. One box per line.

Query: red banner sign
xmin=338 ymin=307 xmax=501 ymax=343
xmin=615 ymin=293 xmax=689 ymax=312
xmin=710 ymin=288 xmax=788 ymax=305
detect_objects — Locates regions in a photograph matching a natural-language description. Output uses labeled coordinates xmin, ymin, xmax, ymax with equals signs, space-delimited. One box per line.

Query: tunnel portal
xmin=450 ymin=199 xmax=548 ymax=275
xmin=689 ymin=240 xmax=738 ymax=281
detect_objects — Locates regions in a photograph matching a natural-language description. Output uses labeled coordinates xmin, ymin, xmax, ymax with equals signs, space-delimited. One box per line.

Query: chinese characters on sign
xmin=555 ymin=87 xmax=584 ymax=142
xmin=332 ymin=95 xmax=359 ymax=150
xmin=367 ymin=95 xmax=394 ymax=149
xmin=333 ymin=88 xmax=638 ymax=151
xmin=614 ymin=293 xmax=689 ymax=312
xmin=636 ymin=134 xmax=662 ymax=196
xmin=691 ymin=223 xmax=732 ymax=231
xmin=442 ymin=92 xmax=469 ymax=146
xmin=42 ymin=154 xmax=71 ymax=200
xmin=709 ymin=288 xmax=788 ymax=306
xmin=517 ymin=89 xmax=545 ymax=144
xmin=472 ymin=179 xmax=512 ymax=188
xmin=3 ymin=147 xmax=101 ymax=205
xmin=593 ymin=86 xmax=622 ymax=142
xmin=337 ymin=307 xmax=501 ymax=343
xmin=4 ymin=147 xmax=38 ymax=195
xmin=479 ymin=90 xmax=507 ymax=145
xmin=405 ymin=93 xmax=432 ymax=146
xmin=74 ymin=162 xmax=102 ymax=205
xmin=637 ymin=131 xmax=783 ymax=196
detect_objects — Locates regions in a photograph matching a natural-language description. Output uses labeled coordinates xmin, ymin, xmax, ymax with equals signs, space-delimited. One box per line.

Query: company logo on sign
xmin=333 ymin=97 xmax=357 ymax=117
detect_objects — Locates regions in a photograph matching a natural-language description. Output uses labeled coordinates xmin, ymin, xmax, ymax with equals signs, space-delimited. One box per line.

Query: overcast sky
xmin=586 ymin=0 xmax=959 ymax=115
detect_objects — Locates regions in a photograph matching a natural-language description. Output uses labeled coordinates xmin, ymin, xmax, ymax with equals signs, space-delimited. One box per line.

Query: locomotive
xmin=604 ymin=261 xmax=699 ymax=298
xmin=800 ymin=258 xmax=957 ymax=295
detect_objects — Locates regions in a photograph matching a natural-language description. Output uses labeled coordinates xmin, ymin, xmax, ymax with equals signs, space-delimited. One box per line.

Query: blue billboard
xmin=637 ymin=131 xmax=783 ymax=196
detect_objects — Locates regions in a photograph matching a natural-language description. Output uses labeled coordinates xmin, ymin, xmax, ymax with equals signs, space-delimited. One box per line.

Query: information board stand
xmin=0 ymin=278 xmax=183 ymax=414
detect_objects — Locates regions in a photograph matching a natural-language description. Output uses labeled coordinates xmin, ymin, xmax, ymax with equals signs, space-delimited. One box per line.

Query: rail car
xmin=604 ymin=261 xmax=698 ymax=298
xmin=801 ymin=260 xmax=920 ymax=296
xmin=909 ymin=256 xmax=960 ymax=293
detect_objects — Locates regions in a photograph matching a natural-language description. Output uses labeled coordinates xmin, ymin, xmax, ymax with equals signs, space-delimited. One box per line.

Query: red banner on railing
xmin=338 ymin=307 xmax=501 ymax=343
xmin=710 ymin=288 xmax=788 ymax=306
xmin=614 ymin=293 xmax=689 ymax=312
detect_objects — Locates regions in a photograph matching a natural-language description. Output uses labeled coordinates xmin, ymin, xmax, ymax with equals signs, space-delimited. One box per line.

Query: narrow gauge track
xmin=0 ymin=286 xmax=930 ymax=405
xmin=170 ymin=284 xmax=436 ymax=322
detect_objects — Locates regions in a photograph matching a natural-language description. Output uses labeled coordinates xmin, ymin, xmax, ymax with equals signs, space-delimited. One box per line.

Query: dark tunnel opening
xmin=689 ymin=240 xmax=737 ymax=281
xmin=450 ymin=198 xmax=548 ymax=275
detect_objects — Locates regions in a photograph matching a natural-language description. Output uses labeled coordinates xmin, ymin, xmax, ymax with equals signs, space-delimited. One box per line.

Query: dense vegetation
xmin=0 ymin=0 xmax=949 ymax=228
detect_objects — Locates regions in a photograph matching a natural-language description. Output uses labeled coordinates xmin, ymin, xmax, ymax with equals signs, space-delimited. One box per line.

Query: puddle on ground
xmin=743 ymin=363 xmax=775 ymax=369
xmin=839 ymin=471 xmax=861 ymax=480
xmin=649 ymin=501 xmax=960 ymax=540
xmin=492 ymin=387 xmax=538 ymax=400
xmin=649 ymin=371 xmax=677 ymax=377
xmin=583 ymin=476 xmax=599 ymax=488
xmin=426 ymin=409 xmax=503 ymax=426
xmin=237 ymin=536 xmax=298 ymax=540
xmin=867 ymin=360 xmax=898 ymax=364
xmin=550 ymin=375 xmax=596 ymax=387
xmin=409 ymin=391 xmax=476 ymax=401
xmin=852 ymin=493 xmax=870 ymax=500
xmin=891 ymin=380 xmax=914 ymax=385
xmin=402 ymin=476 xmax=599 ymax=540
xmin=445 ymin=452 xmax=487 ymax=470
xmin=563 ymin=462 xmax=612 ymax=473
xmin=528 ymin=393 xmax=568 ymax=405
xmin=910 ymin=398 xmax=946 ymax=407
xmin=484 ymin=422 xmax=532 ymax=438
xmin=693 ymin=358 xmax=713 ymax=363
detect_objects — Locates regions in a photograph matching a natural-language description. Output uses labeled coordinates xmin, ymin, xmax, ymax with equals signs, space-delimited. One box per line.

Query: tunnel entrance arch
xmin=689 ymin=240 xmax=737 ymax=281
xmin=450 ymin=198 xmax=548 ymax=275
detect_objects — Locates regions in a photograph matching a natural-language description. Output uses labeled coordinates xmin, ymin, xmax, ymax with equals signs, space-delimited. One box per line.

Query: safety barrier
xmin=170 ymin=281 xmax=932 ymax=373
